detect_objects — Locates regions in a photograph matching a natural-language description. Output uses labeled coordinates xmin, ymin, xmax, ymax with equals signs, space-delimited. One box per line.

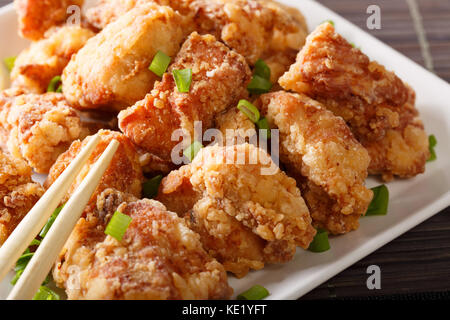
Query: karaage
xmin=53 ymin=188 xmax=232 ymax=299
xmin=157 ymin=143 xmax=316 ymax=277
xmin=259 ymin=91 xmax=373 ymax=234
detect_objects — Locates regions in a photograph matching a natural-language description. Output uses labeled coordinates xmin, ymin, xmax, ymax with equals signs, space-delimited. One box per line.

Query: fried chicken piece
xmin=11 ymin=25 xmax=94 ymax=94
xmin=85 ymin=0 xmax=194 ymax=29
xmin=45 ymin=130 xmax=143 ymax=206
xmin=0 ymin=150 xmax=44 ymax=245
xmin=53 ymin=188 xmax=232 ymax=300
xmin=62 ymin=3 xmax=185 ymax=111
xmin=278 ymin=23 xmax=429 ymax=179
xmin=15 ymin=0 xmax=84 ymax=40
xmin=190 ymin=0 xmax=308 ymax=64
xmin=279 ymin=23 xmax=410 ymax=143
xmin=259 ymin=92 xmax=373 ymax=234
xmin=118 ymin=32 xmax=251 ymax=162
xmin=157 ymin=143 xmax=316 ymax=277
xmin=364 ymin=87 xmax=429 ymax=180
xmin=84 ymin=0 xmax=308 ymax=66
xmin=214 ymin=107 xmax=256 ymax=146
xmin=0 ymin=90 xmax=91 ymax=173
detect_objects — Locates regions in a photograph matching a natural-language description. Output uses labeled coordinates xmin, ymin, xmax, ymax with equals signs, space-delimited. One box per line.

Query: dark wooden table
xmin=1 ymin=0 xmax=449 ymax=300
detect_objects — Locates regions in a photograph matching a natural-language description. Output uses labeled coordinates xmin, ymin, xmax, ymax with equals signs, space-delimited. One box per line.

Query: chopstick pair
xmin=0 ymin=134 xmax=120 ymax=300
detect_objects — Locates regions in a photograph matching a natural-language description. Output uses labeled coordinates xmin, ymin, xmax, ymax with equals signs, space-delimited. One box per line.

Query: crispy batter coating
xmin=84 ymin=0 xmax=308 ymax=66
xmin=157 ymin=144 xmax=316 ymax=277
xmin=278 ymin=23 xmax=429 ymax=179
xmin=15 ymin=0 xmax=84 ymax=40
xmin=259 ymin=92 xmax=373 ymax=234
xmin=214 ymin=107 xmax=256 ymax=146
xmin=0 ymin=90 xmax=90 ymax=173
xmin=45 ymin=130 xmax=144 ymax=206
xmin=279 ymin=23 xmax=410 ymax=143
xmin=364 ymin=87 xmax=429 ymax=180
xmin=190 ymin=0 xmax=308 ymax=64
xmin=53 ymin=188 xmax=232 ymax=300
xmin=0 ymin=150 xmax=44 ymax=245
xmin=62 ymin=3 xmax=185 ymax=111
xmin=118 ymin=32 xmax=251 ymax=161
xmin=85 ymin=0 xmax=194 ymax=29
xmin=11 ymin=25 xmax=94 ymax=94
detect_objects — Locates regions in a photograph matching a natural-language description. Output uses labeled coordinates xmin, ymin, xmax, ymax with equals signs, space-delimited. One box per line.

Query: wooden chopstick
xmin=0 ymin=134 xmax=101 ymax=283
xmin=7 ymin=139 xmax=120 ymax=300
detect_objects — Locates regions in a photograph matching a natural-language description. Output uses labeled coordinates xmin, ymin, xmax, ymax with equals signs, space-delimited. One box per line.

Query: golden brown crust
xmin=279 ymin=23 xmax=409 ymax=143
xmin=45 ymin=130 xmax=144 ymax=205
xmin=278 ymin=23 xmax=429 ymax=179
xmin=157 ymin=144 xmax=315 ymax=277
xmin=364 ymin=87 xmax=429 ymax=180
xmin=0 ymin=91 xmax=89 ymax=173
xmin=15 ymin=0 xmax=84 ymax=40
xmin=214 ymin=107 xmax=256 ymax=146
xmin=118 ymin=32 xmax=251 ymax=161
xmin=190 ymin=0 xmax=307 ymax=64
xmin=85 ymin=0 xmax=195 ymax=29
xmin=53 ymin=188 xmax=232 ymax=300
xmin=62 ymin=3 xmax=185 ymax=111
xmin=11 ymin=25 xmax=94 ymax=94
xmin=84 ymin=0 xmax=308 ymax=65
xmin=259 ymin=91 xmax=373 ymax=234
xmin=0 ymin=150 xmax=44 ymax=244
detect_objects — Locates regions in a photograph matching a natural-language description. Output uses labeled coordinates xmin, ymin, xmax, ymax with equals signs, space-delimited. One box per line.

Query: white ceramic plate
xmin=1 ymin=0 xmax=449 ymax=300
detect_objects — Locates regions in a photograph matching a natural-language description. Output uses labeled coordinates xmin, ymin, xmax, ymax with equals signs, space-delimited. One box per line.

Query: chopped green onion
xmin=47 ymin=76 xmax=62 ymax=93
xmin=15 ymin=252 xmax=34 ymax=272
xmin=149 ymin=50 xmax=171 ymax=77
xmin=4 ymin=56 xmax=16 ymax=72
xmin=183 ymin=141 xmax=203 ymax=162
xmin=29 ymin=239 xmax=41 ymax=247
xmin=237 ymin=285 xmax=270 ymax=300
xmin=143 ymin=175 xmax=163 ymax=199
xmin=105 ymin=211 xmax=132 ymax=242
xmin=10 ymin=269 xmax=23 ymax=285
xmin=33 ymin=286 xmax=60 ymax=300
xmin=253 ymin=59 xmax=271 ymax=80
xmin=39 ymin=205 xmax=64 ymax=238
xmin=322 ymin=19 xmax=335 ymax=26
xmin=365 ymin=185 xmax=389 ymax=216
xmin=172 ymin=68 xmax=192 ymax=93
xmin=247 ymin=75 xmax=272 ymax=94
xmin=427 ymin=134 xmax=437 ymax=162
xmin=256 ymin=117 xmax=271 ymax=139
xmin=308 ymin=228 xmax=330 ymax=253
xmin=237 ymin=99 xmax=260 ymax=123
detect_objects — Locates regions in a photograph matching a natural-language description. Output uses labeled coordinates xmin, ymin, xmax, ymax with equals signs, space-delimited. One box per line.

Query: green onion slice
xmin=183 ymin=141 xmax=203 ymax=162
xmin=365 ymin=185 xmax=389 ymax=216
xmin=247 ymin=75 xmax=272 ymax=95
xmin=14 ymin=252 xmax=34 ymax=272
xmin=105 ymin=211 xmax=132 ymax=242
xmin=308 ymin=228 xmax=330 ymax=253
xmin=10 ymin=269 xmax=23 ymax=285
xmin=39 ymin=205 xmax=64 ymax=238
xmin=237 ymin=99 xmax=260 ymax=123
xmin=149 ymin=51 xmax=171 ymax=77
xmin=47 ymin=76 xmax=62 ymax=93
xmin=237 ymin=285 xmax=270 ymax=300
xmin=322 ymin=19 xmax=335 ymax=26
xmin=33 ymin=286 xmax=60 ymax=300
xmin=173 ymin=68 xmax=192 ymax=93
xmin=254 ymin=59 xmax=271 ymax=80
xmin=143 ymin=175 xmax=163 ymax=199
xmin=256 ymin=117 xmax=271 ymax=139
xmin=4 ymin=56 xmax=16 ymax=72
xmin=427 ymin=134 xmax=437 ymax=162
